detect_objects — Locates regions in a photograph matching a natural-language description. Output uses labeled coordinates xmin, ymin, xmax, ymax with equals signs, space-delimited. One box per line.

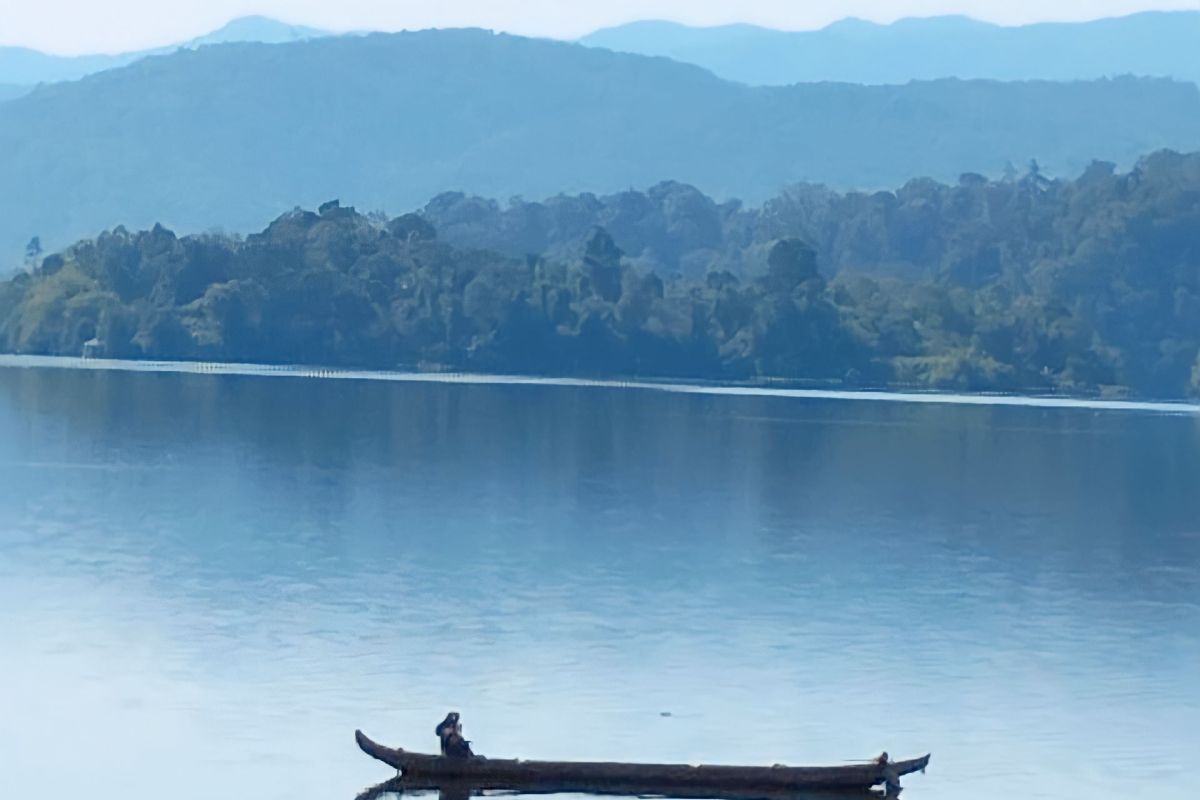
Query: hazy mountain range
xmin=0 ymin=16 xmax=328 ymax=92
xmin=580 ymin=12 xmax=1200 ymax=86
xmin=6 ymin=10 xmax=1200 ymax=95
xmin=2 ymin=28 xmax=1199 ymax=261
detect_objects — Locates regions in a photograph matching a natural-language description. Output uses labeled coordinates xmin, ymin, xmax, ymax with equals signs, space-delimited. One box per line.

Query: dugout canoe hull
xmin=354 ymin=730 xmax=929 ymax=792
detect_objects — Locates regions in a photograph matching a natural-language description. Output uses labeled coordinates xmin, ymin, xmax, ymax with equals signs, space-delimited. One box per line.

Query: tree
xmin=765 ymin=238 xmax=819 ymax=294
xmin=24 ymin=236 xmax=42 ymax=270
xmin=3 ymin=155 xmax=1200 ymax=399
xmin=463 ymin=272 xmax=505 ymax=334
xmin=581 ymin=228 xmax=623 ymax=303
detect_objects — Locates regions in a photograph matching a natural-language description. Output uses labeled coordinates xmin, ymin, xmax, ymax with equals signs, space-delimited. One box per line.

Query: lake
xmin=0 ymin=358 xmax=1196 ymax=800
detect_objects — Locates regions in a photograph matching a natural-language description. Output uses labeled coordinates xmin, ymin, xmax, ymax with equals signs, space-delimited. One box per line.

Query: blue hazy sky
xmin=2 ymin=0 xmax=1199 ymax=54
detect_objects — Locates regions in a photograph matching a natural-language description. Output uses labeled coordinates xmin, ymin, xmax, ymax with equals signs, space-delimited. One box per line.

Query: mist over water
xmin=1 ymin=363 xmax=1196 ymax=799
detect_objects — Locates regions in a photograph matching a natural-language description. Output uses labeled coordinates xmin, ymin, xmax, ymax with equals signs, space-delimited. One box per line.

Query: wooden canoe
xmin=355 ymin=730 xmax=930 ymax=792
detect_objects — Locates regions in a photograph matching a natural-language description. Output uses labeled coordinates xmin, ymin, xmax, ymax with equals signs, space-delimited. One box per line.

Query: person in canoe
xmin=435 ymin=711 xmax=475 ymax=758
xmin=875 ymin=752 xmax=901 ymax=795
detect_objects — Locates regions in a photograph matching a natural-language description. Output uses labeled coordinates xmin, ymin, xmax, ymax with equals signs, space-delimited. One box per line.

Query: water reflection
xmin=0 ymin=363 xmax=1196 ymax=800
xmin=354 ymin=783 xmax=891 ymax=800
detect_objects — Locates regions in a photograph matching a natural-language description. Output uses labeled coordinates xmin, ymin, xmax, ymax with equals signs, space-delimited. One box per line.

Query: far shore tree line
xmin=2 ymin=150 xmax=1199 ymax=399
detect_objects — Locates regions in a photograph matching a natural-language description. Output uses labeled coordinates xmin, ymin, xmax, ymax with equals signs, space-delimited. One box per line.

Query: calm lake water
xmin=0 ymin=360 xmax=1196 ymax=800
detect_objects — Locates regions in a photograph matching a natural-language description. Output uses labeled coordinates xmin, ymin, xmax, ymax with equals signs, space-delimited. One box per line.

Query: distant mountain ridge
xmin=2 ymin=29 xmax=1199 ymax=261
xmin=0 ymin=84 xmax=28 ymax=103
xmin=10 ymin=10 xmax=1200 ymax=91
xmin=580 ymin=11 xmax=1200 ymax=86
xmin=0 ymin=16 xmax=330 ymax=86
xmin=185 ymin=16 xmax=329 ymax=48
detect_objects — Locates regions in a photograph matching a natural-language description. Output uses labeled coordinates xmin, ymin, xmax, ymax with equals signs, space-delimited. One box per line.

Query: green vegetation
xmin=3 ymin=28 xmax=1200 ymax=259
xmin=3 ymin=151 xmax=1199 ymax=399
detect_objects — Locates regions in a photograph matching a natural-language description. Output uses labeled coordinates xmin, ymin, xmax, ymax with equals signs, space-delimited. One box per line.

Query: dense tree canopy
xmin=2 ymin=150 xmax=1199 ymax=399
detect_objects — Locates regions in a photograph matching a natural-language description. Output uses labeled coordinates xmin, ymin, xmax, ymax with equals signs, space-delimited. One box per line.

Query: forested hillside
xmin=2 ymin=29 xmax=1199 ymax=260
xmin=3 ymin=151 xmax=1199 ymax=399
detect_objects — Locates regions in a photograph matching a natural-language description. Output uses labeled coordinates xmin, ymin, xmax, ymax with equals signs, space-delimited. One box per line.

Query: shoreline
xmin=1 ymin=353 xmax=1198 ymax=415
